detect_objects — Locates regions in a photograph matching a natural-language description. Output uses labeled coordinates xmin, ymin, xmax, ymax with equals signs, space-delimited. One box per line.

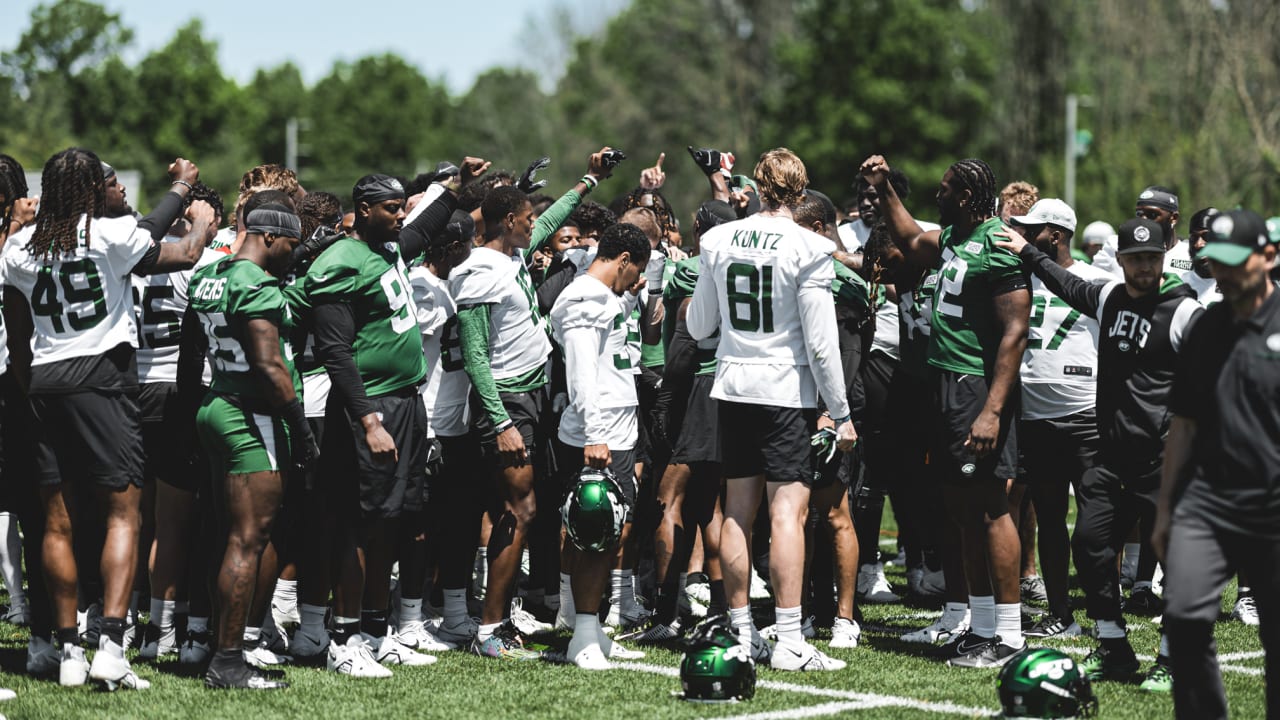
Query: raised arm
xmin=860 ymin=155 xmax=941 ymax=267
xmin=398 ymin=157 xmax=488 ymax=262
xmin=525 ymin=147 xmax=618 ymax=260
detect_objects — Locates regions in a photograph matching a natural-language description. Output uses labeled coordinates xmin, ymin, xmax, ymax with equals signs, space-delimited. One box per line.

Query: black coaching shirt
xmin=1170 ymin=282 xmax=1280 ymax=539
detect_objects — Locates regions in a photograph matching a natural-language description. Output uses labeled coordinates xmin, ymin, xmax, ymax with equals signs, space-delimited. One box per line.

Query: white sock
xmin=544 ymin=589 xmax=560 ymax=611
xmin=243 ymin=626 xmax=262 ymax=643
xmin=1158 ymin=633 xmax=1170 ymax=658
xmin=729 ymin=605 xmax=753 ymax=639
xmin=0 ymin=513 xmax=23 ymax=606
xmin=996 ymin=603 xmax=1024 ymax=648
xmin=149 ymin=598 xmax=176 ymax=639
xmin=774 ymin=605 xmax=804 ymax=646
xmin=1096 ymin=619 xmax=1126 ymax=639
xmin=299 ymin=603 xmax=327 ymax=635
xmin=559 ymin=573 xmax=575 ymax=617
xmin=442 ymin=589 xmax=467 ymax=626
xmin=477 ymin=621 xmax=500 ymax=642
xmin=610 ymin=570 xmax=632 ymax=608
xmin=571 ymin=613 xmax=600 ymax=651
xmin=475 ymin=546 xmax=488 ymax=581
xmin=1123 ymin=543 xmax=1140 ymax=567
xmin=187 ymin=616 xmax=209 ymax=634
xmin=273 ymin=578 xmax=297 ymax=606
xmin=969 ymin=595 xmax=996 ymax=638
xmin=942 ymin=601 xmax=969 ymax=626
xmin=399 ymin=597 xmax=423 ymax=625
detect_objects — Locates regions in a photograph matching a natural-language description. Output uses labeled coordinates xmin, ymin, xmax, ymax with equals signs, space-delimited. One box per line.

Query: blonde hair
xmin=233 ymin=164 xmax=300 ymax=229
xmin=753 ymin=148 xmax=808 ymax=209
xmin=999 ymin=181 xmax=1039 ymax=217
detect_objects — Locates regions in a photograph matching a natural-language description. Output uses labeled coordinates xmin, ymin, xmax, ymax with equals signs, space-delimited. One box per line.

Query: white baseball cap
xmin=1080 ymin=220 xmax=1114 ymax=246
xmin=1010 ymin=198 xmax=1077 ymax=233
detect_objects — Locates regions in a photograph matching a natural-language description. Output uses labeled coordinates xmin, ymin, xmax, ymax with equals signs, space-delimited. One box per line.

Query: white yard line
xmin=705 ymin=701 xmax=877 ymax=720
xmin=617 ymin=661 xmax=997 ymax=716
xmin=1219 ymin=650 xmax=1265 ymax=662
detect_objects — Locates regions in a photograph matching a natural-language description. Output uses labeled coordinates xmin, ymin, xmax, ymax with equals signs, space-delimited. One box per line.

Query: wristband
xmin=580 ymin=175 xmax=598 ymax=192
xmin=172 ymin=180 xmax=194 ymax=192
xmin=831 ymin=414 xmax=852 ymax=426
xmin=279 ymin=398 xmax=309 ymax=435
xmin=495 ymin=418 xmax=515 ymax=434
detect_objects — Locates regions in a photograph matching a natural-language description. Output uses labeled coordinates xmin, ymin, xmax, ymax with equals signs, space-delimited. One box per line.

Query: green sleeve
xmin=303 ymin=255 xmax=361 ymax=303
xmin=525 ymin=188 xmax=583 ymax=260
xmin=457 ymin=303 xmax=509 ymax=427
xmin=231 ymin=279 xmax=286 ymax=325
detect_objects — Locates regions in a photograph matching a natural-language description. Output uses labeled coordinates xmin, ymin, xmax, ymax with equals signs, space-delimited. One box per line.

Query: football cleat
xmin=471 ymin=621 xmax=540 ymax=661
xmin=243 ymin=641 xmax=292 ymax=669
xmin=1139 ymin=662 xmax=1173 ymax=693
xmin=510 ymin=598 xmax=554 ymax=636
xmin=933 ymin=629 xmax=993 ymax=660
xmin=830 ymin=617 xmax=861 ymax=649
xmin=1234 ymin=595 xmax=1259 ymax=626
xmin=433 ymin=617 xmax=478 ymax=647
xmin=857 ymin=563 xmax=900 ymax=603
xmin=205 ymin=662 xmax=289 ymax=690
xmin=370 ymin=633 xmax=436 ymax=666
xmin=902 ymin=610 xmax=970 ymax=644
xmin=179 ymin=629 xmax=212 ymax=665
xmin=1024 ymin=615 xmax=1083 ymax=639
xmin=770 ymin=639 xmax=847 ymax=671
xmin=626 ymin=621 xmax=681 ymax=645
xmin=27 ymin=635 xmax=59 ymax=676
xmin=59 ymin=644 xmax=90 ymax=687
xmin=1020 ymin=575 xmax=1048 ymax=605
xmin=289 ymin=626 xmax=330 ymax=663
xmin=947 ymin=637 xmax=1020 ymax=668
xmin=138 ymin=622 xmax=179 ymax=661
xmin=1080 ymin=640 xmax=1140 ymax=681
xmin=89 ymin=639 xmax=150 ymax=691
xmin=397 ymin=619 xmax=457 ymax=651
xmin=326 ymin=635 xmax=392 ymax=678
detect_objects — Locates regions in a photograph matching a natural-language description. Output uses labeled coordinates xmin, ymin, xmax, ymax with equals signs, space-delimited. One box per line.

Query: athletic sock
xmin=399 ymin=597 xmax=423 ymax=626
xmin=571 ymin=613 xmax=600 ymax=650
xmin=969 ymin=595 xmax=996 ymax=638
xmin=209 ymin=647 xmax=243 ymax=671
xmin=1158 ymin=633 xmax=1171 ymax=661
xmin=361 ymin=610 xmax=388 ymax=639
xmin=729 ymin=605 xmax=753 ymax=640
xmin=708 ymin=580 xmax=727 ymax=616
xmin=188 ymin=616 xmax=209 ymax=636
xmin=774 ymin=605 xmax=804 ymax=646
xmin=1096 ymin=619 xmax=1126 ymax=639
xmin=56 ymin=626 xmax=79 ymax=647
xmin=150 ymin=598 xmax=176 ymax=635
xmin=299 ymin=603 xmax=327 ymax=637
xmin=332 ymin=616 xmax=360 ymax=644
xmin=477 ymin=621 xmax=500 ymax=643
xmin=942 ymin=601 xmax=969 ymax=626
xmin=442 ymin=589 xmax=467 ymax=626
xmin=100 ymin=617 xmax=126 ymax=653
xmin=243 ymin=626 xmax=262 ymax=645
xmin=610 ymin=570 xmax=631 ymax=611
xmin=273 ymin=578 xmax=297 ymax=607
xmin=1133 ymin=580 xmax=1153 ymax=592
xmin=475 ymin=546 xmax=488 ymax=591
xmin=996 ymin=603 xmax=1024 ymax=648
xmin=559 ymin=573 xmax=575 ymax=618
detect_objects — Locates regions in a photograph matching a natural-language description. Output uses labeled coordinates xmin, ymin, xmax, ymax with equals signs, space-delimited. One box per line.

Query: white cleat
xmin=830 ymin=618 xmax=861 ymax=649
xmin=371 ymin=633 xmax=436 ymax=666
xmin=89 ymin=640 xmax=150 ymax=691
xmin=568 ymin=639 xmax=611 ymax=670
xmin=327 ymin=635 xmax=392 ymax=678
xmin=58 ymin=645 xmax=90 ymax=687
xmin=510 ymin=598 xmax=553 ymax=636
xmin=749 ymin=568 xmax=771 ymax=601
xmin=771 ymin=639 xmax=847 ymax=671
xmin=398 ymin=619 xmax=458 ymax=651
xmin=857 ymin=563 xmax=900 ymax=604
xmin=901 ymin=611 xmax=970 ymax=644
xmin=244 ymin=642 xmax=292 ymax=669
xmin=604 ymin=603 xmax=652 ymax=632
xmin=1234 ymin=596 xmax=1260 ymax=626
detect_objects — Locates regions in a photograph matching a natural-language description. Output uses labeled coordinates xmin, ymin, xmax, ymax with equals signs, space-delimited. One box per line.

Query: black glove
xmin=600 ymin=149 xmax=627 ymax=169
xmin=518 ymin=156 xmax=551 ymax=193
xmin=289 ymin=225 xmax=344 ymax=275
xmin=281 ymin=399 xmax=319 ymax=472
xmin=687 ymin=146 xmax=722 ymax=176
xmin=427 ymin=161 xmax=460 ymax=184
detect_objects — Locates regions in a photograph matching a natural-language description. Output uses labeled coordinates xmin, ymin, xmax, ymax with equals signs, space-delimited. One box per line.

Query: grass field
xmin=0 ymin=520 xmax=1266 ymax=719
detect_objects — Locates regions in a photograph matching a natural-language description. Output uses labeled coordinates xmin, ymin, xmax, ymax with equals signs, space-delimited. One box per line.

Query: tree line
xmin=2 ymin=0 xmax=1277 ymax=229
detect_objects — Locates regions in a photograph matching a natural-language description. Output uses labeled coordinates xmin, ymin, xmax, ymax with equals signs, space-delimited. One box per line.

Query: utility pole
xmin=1065 ymin=94 xmax=1093 ymax=209
xmin=285 ymin=117 xmax=299 ymax=172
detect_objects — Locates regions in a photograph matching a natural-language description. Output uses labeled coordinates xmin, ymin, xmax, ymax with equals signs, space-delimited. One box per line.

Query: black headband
xmin=352 ymin=174 xmax=406 ymax=206
xmin=1136 ymin=188 xmax=1178 ymax=213
xmin=246 ymin=207 xmax=301 ymax=239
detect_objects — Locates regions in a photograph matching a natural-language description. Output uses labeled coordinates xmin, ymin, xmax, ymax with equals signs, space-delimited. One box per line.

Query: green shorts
xmin=196 ymin=394 xmax=291 ymax=477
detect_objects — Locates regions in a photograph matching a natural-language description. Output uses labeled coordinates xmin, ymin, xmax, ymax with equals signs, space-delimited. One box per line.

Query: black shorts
xmin=671 ymin=375 xmax=721 ymax=465
xmin=931 ymin=369 xmax=1018 ymax=484
xmin=1017 ymin=409 xmax=1098 ymax=489
xmin=31 ymin=390 xmax=144 ymax=489
xmin=473 ymin=389 xmax=543 ymax=469
xmin=554 ymin=438 xmax=638 ymax=521
xmin=139 ymin=382 xmax=190 ymax=489
xmin=322 ymin=388 xmax=430 ymax=520
xmin=719 ymin=401 xmax=816 ymax=485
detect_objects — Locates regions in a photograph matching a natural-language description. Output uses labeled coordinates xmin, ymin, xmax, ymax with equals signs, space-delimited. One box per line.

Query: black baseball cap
xmin=1201 ymin=209 xmax=1270 ymax=267
xmin=1116 ymin=218 xmax=1166 ymax=255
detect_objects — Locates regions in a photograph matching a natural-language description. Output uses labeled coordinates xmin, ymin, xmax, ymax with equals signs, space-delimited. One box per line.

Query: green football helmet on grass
xmin=561 ymin=467 xmax=627 ymax=552
xmin=998 ymin=647 xmax=1098 ymax=718
xmin=679 ymin=615 xmax=756 ymax=703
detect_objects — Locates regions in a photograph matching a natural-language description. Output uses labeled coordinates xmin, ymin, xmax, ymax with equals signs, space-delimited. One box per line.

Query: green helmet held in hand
xmin=561 ymin=467 xmax=628 ymax=552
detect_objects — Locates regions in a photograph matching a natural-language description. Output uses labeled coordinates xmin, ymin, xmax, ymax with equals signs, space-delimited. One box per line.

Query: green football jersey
xmin=303 ymin=237 xmax=426 ymax=396
xmin=928 ymin=217 xmax=1026 ymax=376
xmin=831 ymin=258 xmax=870 ymax=315
xmin=189 ymin=257 xmax=302 ymax=402
xmin=662 ymin=257 xmax=717 ymax=376
xmin=898 ymin=267 xmax=939 ymax=379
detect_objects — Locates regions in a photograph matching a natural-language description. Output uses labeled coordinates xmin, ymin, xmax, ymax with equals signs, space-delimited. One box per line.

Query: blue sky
xmin=2 ymin=0 xmax=624 ymax=93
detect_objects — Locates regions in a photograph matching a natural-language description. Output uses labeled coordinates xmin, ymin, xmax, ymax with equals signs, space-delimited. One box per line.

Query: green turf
xmin=0 ymin=507 xmax=1266 ymax=719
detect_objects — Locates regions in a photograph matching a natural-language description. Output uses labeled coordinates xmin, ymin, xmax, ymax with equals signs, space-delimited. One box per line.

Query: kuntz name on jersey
xmin=1108 ymin=309 xmax=1150 ymax=353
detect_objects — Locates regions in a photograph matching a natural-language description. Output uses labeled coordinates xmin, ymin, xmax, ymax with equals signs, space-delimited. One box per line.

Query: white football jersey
xmin=551 ymin=274 xmax=637 ymax=449
xmin=448 ymin=246 xmax=551 ymax=381
xmin=410 ymin=266 xmax=471 ymax=438
xmin=1021 ymin=259 xmax=1114 ymax=420
xmin=1181 ymin=270 xmax=1222 ymax=307
xmin=1092 ymin=234 xmax=1191 ymax=279
xmin=133 ymin=242 xmax=222 ymax=383
xmin=687 ymin=214 xmax=847 ymax=414
xmin=0 ymin=259 xmax=9 ymax=374
xmin=3 ymin=215 xmax=153 ymax=365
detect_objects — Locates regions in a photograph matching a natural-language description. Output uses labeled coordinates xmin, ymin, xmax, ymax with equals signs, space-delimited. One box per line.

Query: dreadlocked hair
xmin=622 ymin=187 xmax=677 ymax=235
xmin=862 ymin=221 xmax=896 ymax=291
xmin=0 ymin=154 xmax=28 ymax=232
xmin=29 ymin=148 xmax=106 ymax=261
xmin=948 ymin=158 xmax=997 ymax=219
